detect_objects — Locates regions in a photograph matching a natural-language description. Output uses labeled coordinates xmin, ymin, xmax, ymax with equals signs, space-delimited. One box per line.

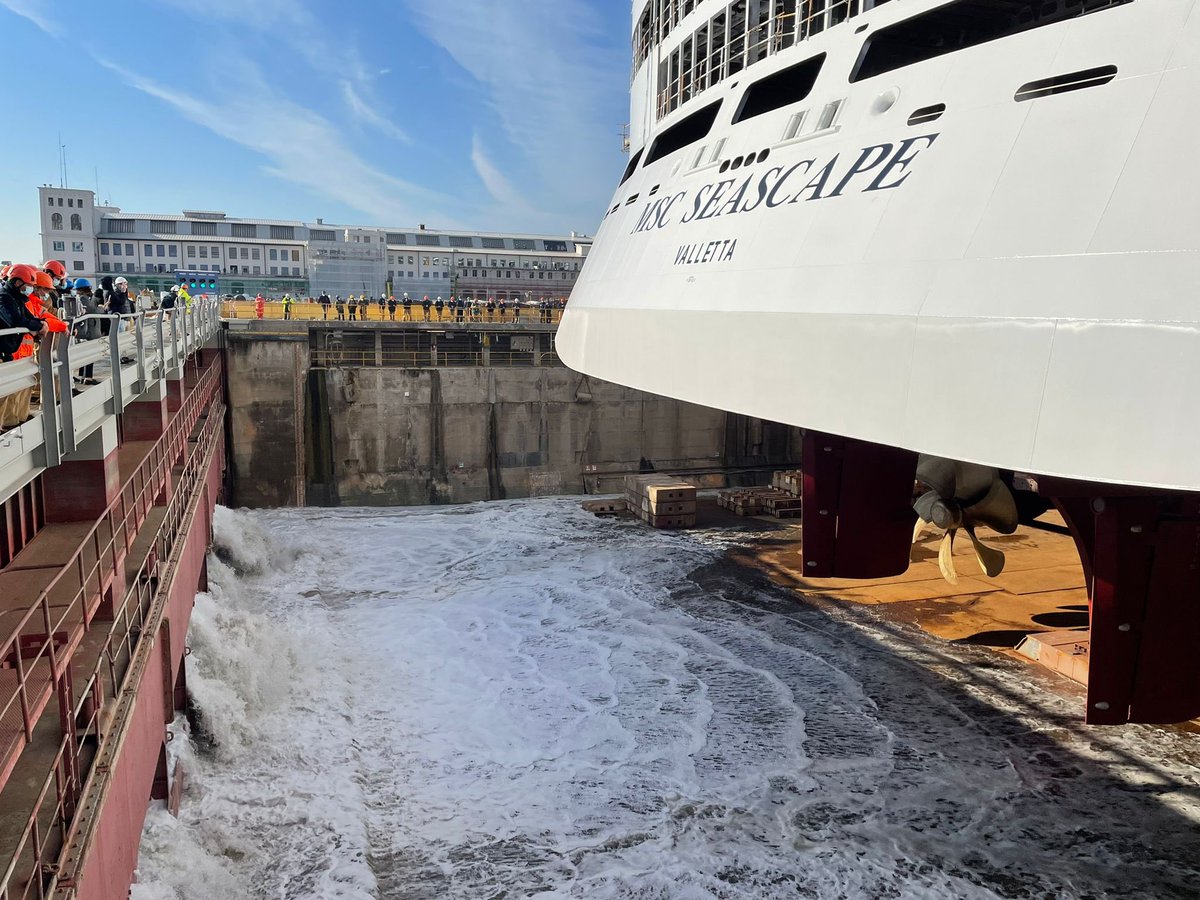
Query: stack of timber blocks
xmin=717 ymin=469 xmax=804 ymax=519
xmin=625 ymin=475 xmax=697 ymax=529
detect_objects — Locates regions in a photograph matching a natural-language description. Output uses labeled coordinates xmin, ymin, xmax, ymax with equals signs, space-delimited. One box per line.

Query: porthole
xmin=757 ymin=149 xmax=770 ymax=164
xmin=731 ymin=156 xmax=744 ymax=170
xmin=719 ymin=160 xmax=731 ymax=173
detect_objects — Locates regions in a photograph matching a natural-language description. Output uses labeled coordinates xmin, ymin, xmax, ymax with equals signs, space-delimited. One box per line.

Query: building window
xmin=199 ymin=247 xmax=209 ymax=258
xmin=270 ymin=266 xmax=278 ymax=275
xmin=252 ymin=266 xmax=260 ymax=274
xmin=72 ymin=242 xmax=84 ymax=252
xmin=544 ymin=240 xmax=568 ymax=252
xmin=270 ymin=225 xmax=295 ymax=240
xmin=52 ymin=240 xmax=65 ymax=252
xmin=513 ymin=239 xmax=535 ymax=251
xmin=169 ymin=245 xmax=177 ymax=257
xmin=310 ymin=229 xmax=335 ymax=241
xmin=252 ymin=248 xmax=260 ymax=260
xmin=73 ymin=261 xmax=85 ymax=271
xmin=269 ymin=249 xmax=277 ymax=260
xmin=101 ymin=262 xmax=110 ymax=272
xmin=291 ymin=250 xmax=299 ymax=261
xmin=212 ymin=246 xmax=220 ymax=257
xmin=146 ymin=264 xmax=155 ymax=273
xmin=113 ymin=243 xmax=123 ymax=256
xmin=191 ymin=221 xmax=217 ymax=236
xmin=387 ymin=233 xmax=406 ymax=244
xmin=151 ymin=220 xmax=177 ymax=234
xmin=232 ymin=223 xmax=256 ymax=238
xmin=100 ymin=242 xmax=109 ymax=254
xmin=415 ymin=234 xmax=441 ymax=247
xmin=481 ymin=237 xmax=505 ymax=249
xmin=57 ymin=197 xmax=63 ymax=207
xmin=51 ymin=212 xmax=63 ymax=230
xmin=200 ymin=265 xmax=209 ymax=271
xmin=292 ymin=267 xmax=299 ymax=276
xmin=105 ymin=219 xmax=136 ymax=233
xmin=187 ymin=246 xmax=196 ymax=257
xmin=70 ymin=214 xmax=82 ymax=231
xmin=145 ymin=244 xmax=153 ymax=256
xmin=125 ymin=244 xmax=133 ymax=255
xmin=240 ymin=248 xmax=249 ymax=259
xmin=47 ymin=196 xmax=53 ymax=207
xmin=157 ymin=244 xmax=165 ymax=256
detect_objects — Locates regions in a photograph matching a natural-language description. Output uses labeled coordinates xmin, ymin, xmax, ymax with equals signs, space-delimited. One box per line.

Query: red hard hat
xmin=34 ymin=270 xmax=55 ymax=290
xmin=7 ymin=263 xmax=37 ymax=286
xmin=42 ymin=260 xmax=67 ymax=280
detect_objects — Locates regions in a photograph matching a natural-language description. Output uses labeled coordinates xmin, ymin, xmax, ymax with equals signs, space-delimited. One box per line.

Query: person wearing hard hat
xmin=402 ymin=293 xmax=412 ymax=321
xmin=281 ymin=292 xmax=294 ymax=321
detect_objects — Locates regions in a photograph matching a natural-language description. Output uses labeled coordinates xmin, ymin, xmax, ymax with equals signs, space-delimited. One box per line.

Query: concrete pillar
xmin=430 ymin=337 xmax=438 ymax=368
xmin=42 ymin=419 xmax=120 ymax=523
xmin=122 ymin=380 xmax=169 ymax=441
xmin=533 ymin=333 xmax=543 ymax=367
xmin=481 ymin=334 xmax=491 ymax=367
xmin=375 ymin=331 xmax=384 ymax=367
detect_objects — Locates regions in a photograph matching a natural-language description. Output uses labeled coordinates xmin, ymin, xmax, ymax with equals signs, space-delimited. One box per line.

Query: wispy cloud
xmin=342 ymin=81 xmax=412 ymax=144
xmin=471 ymin=134 xmax=526 ymax=210
xmin=0 ymin=0 xmax=61 ymax=35
xmin=97 ymin=58 xmax=457 ymax=226
xmin=405 ymin=0 xmax=626 ymax=226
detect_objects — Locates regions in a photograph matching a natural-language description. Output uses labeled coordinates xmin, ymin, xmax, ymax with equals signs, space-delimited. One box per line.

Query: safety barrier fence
xmin=222 ymin=301 xmax=565 ymax=326
xmin=0 ymin=299 xmax=221 ymax=466
xmin=0 ymin=358 xmax=224 ymax=900
xmin=310 ymin=340 xmax=560 ymax=370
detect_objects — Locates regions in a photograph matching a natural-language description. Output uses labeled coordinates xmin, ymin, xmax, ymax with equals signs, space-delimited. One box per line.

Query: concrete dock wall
xmin=225 ymin=326 xmax=801 ymax=508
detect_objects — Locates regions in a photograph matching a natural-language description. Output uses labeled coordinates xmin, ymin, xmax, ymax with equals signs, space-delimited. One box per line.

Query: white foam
xmin=132 ymin=502 xmax=1200 ymax=900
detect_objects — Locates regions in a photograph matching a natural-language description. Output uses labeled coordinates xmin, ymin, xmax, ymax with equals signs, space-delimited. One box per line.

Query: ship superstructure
xmin=558 ymin=0 xmax=1200 ymax=724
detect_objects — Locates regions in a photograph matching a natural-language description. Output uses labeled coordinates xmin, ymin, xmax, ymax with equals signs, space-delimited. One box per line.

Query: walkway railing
xmin=0 ymin=299 xmax=221 ymax=480
xmin=0 ymin=359 xmax=225 ymax=900
xmin=221 ymin=300 xmax=565 ymax=325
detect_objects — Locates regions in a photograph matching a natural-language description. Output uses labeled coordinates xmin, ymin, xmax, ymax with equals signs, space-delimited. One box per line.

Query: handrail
xmin=0 ymin=361 xmax=223 ymax=771
xmin=0 ymin=392 xmax=227 ymax=900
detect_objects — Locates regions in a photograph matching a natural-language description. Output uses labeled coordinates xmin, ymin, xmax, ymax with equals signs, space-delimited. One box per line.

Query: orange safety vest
xmin=14 ymin=297 xmax=68 ymax=358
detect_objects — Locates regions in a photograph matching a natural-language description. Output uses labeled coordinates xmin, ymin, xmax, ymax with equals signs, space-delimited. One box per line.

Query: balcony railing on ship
xmin=652 ymin=0 xmax=878 ymax=119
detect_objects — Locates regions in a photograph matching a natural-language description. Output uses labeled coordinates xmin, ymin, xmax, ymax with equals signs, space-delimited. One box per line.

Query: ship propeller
xmin=912 ymin=456 xmax=1018 ymax=584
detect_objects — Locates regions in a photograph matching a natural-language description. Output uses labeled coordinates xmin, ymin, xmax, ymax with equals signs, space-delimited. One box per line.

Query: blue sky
xmin=0 ymin=0 xmax=632 ymax=263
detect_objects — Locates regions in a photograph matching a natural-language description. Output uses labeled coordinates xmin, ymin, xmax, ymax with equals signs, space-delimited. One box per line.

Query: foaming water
xmin=133 ymin=502 xmax=1200 ymax=900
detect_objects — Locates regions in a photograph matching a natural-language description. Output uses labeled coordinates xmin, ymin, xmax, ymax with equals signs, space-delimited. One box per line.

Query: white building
xmin=37 ymin=187 xmax=591 ymax=299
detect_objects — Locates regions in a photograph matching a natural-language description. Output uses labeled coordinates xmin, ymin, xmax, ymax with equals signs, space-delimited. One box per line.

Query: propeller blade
xmin=965 ymin=525 xmax=1006 ymax=578
xmin=963 ymin=478 xmax=1019 ymax=535
xmin=913 ymin=518 xmax=929 ymax=544
xmin=938 ymin=529 xmax=959 ymax=585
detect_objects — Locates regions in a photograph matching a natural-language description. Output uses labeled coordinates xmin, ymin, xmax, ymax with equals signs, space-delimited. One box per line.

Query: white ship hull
xmin=559 ymin=0 xmax=1200 ymax=492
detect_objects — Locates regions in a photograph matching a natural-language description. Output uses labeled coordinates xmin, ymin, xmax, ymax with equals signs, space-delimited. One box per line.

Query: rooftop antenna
xmin=58 ymin=134 xmax=68 ymax=187
xmin=619 ymin=124 xmax=631 ymax=155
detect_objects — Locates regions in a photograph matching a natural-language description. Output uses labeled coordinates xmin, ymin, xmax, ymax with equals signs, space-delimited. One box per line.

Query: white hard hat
xmin=115 ymin=276 xmax=128 ymax=286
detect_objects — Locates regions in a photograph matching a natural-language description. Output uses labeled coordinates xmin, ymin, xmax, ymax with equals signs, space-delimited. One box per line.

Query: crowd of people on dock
xmin=0 ymin=261 xmax=201 ymax=429
xmin=243 ymin=292 xmax=567 ymax=323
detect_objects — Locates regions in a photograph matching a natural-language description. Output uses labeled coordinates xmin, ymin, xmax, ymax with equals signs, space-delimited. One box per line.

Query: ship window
xmin=851 ymin=0 xmax=1132 ymax=82
xmin=1014 ymin=65 xmax=1117 ymax=101
xmin=907 ymin=103 xmax=946 ymax=125
xmin=619 ymin=148 xmax=644 ymax=186
xmin=733 ymin=53 xmax=825 ymax=123
xmin=709 ymin=138 xmax=727 ymax=162
xmin=782 ymin=111 xmax=807 ymax=140
xmin=816 ymin=98 xmax=843 ymax=130
xmin=645 ymin=100 xmax=723 ymax=165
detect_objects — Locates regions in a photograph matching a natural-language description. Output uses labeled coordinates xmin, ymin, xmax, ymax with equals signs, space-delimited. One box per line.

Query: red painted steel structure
xmin=0 ymin=353 xmax=225 ymax=900
xmin=798 ymin=433 xmax=1200 ymax=726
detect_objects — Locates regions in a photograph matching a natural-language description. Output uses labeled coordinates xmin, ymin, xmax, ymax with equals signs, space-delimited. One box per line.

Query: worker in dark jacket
xmin=0 ymin=264 xmax=48 ymax=361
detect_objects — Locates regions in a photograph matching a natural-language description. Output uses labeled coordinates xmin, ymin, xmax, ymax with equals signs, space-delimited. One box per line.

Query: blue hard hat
xmin=64 ymin=278 xmax=75 ymax=290
xmin=74 ymin=277 xmax=92 ymax=289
